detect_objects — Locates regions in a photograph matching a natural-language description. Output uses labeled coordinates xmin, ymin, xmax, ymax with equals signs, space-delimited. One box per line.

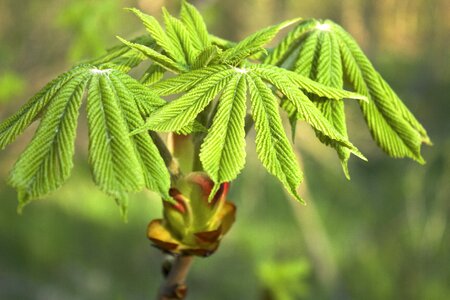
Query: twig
xmin=156 ymin=255 xmax=194 ymax=300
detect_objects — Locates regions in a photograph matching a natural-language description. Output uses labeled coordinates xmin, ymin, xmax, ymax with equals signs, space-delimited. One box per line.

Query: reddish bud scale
xmin=148 ymin=172 xmax=236 ymax=256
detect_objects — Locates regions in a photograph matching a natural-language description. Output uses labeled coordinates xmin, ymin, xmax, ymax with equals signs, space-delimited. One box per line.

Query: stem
xmin=157 ymin=255 xmax=194 ymax=300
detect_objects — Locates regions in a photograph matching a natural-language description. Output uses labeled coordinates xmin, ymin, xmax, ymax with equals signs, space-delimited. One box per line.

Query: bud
xmin=148 ymin=172 xmax=236 ymax=256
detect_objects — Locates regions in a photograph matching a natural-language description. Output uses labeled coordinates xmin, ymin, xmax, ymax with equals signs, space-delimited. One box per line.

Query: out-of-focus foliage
xmin=0 ymin=72 xmax=25 ymax=103
xmin=0 ymin=0 xmax=448 ymax=300
xmin=57 ymin=0 xmax=123 ymax=62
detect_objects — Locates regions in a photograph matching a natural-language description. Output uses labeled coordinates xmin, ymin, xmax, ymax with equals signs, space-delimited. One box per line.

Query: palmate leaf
xmin=138 ymin=63 xmax=364 ymax=201
xmin=0 ymin=65 xmax=172 ymax=212
xmin=294 ymin=29 xmax=352 ymax=177
xmin=133 ymin=68 xmax=237 ymax=133
xmin=9 ymin=72 xmax=90 ymax=210
xmin=0 ymin=65 xmax=90 ymax=149
xmin=200 ymin=75 xmax=247 ymax=196
xmin=247 ymin=74 xmax=304 ymax=202
xmin=250 ymin=64 xmax=366 ymax=160
xmin=265 ymin=18 xmax=430 ymax=163
xmin=105 ymin=71 xmax=171 ymax=198
xmin=333 ymin=22 xmax=430 ymax=162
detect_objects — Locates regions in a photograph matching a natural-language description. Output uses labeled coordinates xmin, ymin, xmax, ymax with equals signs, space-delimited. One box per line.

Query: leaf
xmin=265 ymin=19 xmax=318 ymax=66
xmin=0 ymin=65 xmax=90 ymax=149
xmin=293 ymin=31 xmax=320 ymax=77
xmin=334 ymin=22 xmax=427 ymax=162
xmin=247 ymin=74 xmax=303 ymax=202
xmin=108 ymin=71 xmax=171 ymax=198
xmin=133 ymin=68 xmax=237 ymax=133
xmin=126 ymin=8 xmax=183 ymax=63
xmin=9 ymin=72 xmax=90 ymax=210
xmin=162 ymin=8 xmax=197 ymax=65
xmin=192 ymin=45 xmax=221 ymax=69
xmin=252 ymin=64 xmax=366 ymax=101
xmin=86 ymin=71 xmax=145 ymax=197
xmin=92 ymin=35 xmax=155 ymax=72
xmin=140 ymin=64 xmax=166 ymax=85
xmin=312 ymin=31 xmax=351 ymax=178
xmin=251 ymin=64 xmax=366 ymax=160
xmin=200 ymin=75 xmax=247 ymax=191
xmin=220 ymin=18 xmax=301 ymax=64
xmin=180 ymin=0 xmax=211 ymax=50
xmin=117 ymin=36 xmax=186 ymax=73
xmin=150 ymin=65 xmax=228 ymax=96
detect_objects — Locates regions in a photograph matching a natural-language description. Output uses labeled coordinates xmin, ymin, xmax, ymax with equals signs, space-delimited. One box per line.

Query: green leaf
xmin=180 ymin=0 xmax=211 ymax=50
xmin=312 ymin=31 xmax=351 ymax=178
xmin=265 ymin=19 xmax=318 ymax=66
xmin=86 ymin=71 xmax=145 ymax=197
xmin=253 ymin=64 xmax=366 ymax=101
xmin=89 ymin=35 xmax=155 ymax=72
xmin=140 ymin=64 xmax=166 ymax=85
xmin=133 ymin=68 xmax=237 ymax=133
xmin=192 ymin=45 xmax=221 ymax=69
xmin=0 ymin=65 xmax=89 ymax=149
xmin=247 ymin=74 xmax=303 ymax=202
xmin=200 ymin=75 xmax=247 ymax=189
xmin=251 ymin=65 xmax=366 ymax=160
xmin=9 ymin=72 xmax=90 ymax=210
xmin=108 ymin=71 xmax=171 ymax=198
xmin=220 ymin=18 xmax=301 ymax=64
xmin=293 ymin=31 xmax=320 ymax=77
xmin=334 ymin=22 xmax=428 ymax=162
xmin=126 ymin=8 xmax=183 ymax=63
xmin=117 ymin=36 xmax=186 ymax=73
xmin=162 ymin=8 xmax=197 ymax=65
xmin=150 ymin=65 xmax=228 ymax=96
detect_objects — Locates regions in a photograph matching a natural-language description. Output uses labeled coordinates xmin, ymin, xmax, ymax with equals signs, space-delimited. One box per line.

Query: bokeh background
xmin=0 ymin=0 xmax=449 ymax=299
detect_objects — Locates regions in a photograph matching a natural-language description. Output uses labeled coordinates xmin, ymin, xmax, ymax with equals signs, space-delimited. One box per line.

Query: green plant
xmin=0 ymin=1 xmax=430 ymax=299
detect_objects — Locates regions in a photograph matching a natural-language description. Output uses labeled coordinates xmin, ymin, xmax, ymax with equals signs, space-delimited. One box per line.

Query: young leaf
xmin=86 ymin=72 xmax=145 ymax=197
xmin=265 ymin=19 xmax=318 ymax=66
xmin=133 ymin=68 xmax=237 ymax=133
xmin=311 ymin=31 xmax=351 ymax=178
xmin=293 ymin=31 xmax=320 ymax=76
xmin=108 ymin=71 xmax=171 ymax=198
xmin=9 ymin=72 xmax=90 ymax=210
xmin=126 ymin=8 xmax=183 ymax=63
xmin=251 ymin=64 xmax=366 ymax=160
xmin=247 ymin=74 xmax=303 ymax=202
xmin=140 ymin=64 xmax=166 ymax=85
xmin=117 ymin=36 xmax=186 ymax=73
xmin=220 ymin=18 xmax=301 ymax=64
xmin=180 ymin=0 xmax=211 ymax=50
xmin=162 ymin=8 xmax=197 ymax=65
xmin=89 ymin=35 xmax=155 ymax=72
xmin=253 ymin=64 xmax=366 ymax=101
xmin=200 ymin=75 xmax=247 ymax=190
xmin=150 ymin=65 xmax=229 ymax=96
xmin=0 ymin=65 xmax=89 ymax=149
xmin=334 ymin=23 xmax=428 ymax=162
xmin=192 ymin=45 xmax=221 ymax=69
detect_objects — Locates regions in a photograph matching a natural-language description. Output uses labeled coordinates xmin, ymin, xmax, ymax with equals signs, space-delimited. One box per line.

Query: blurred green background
xmin=0 ymin=0 xmax=449 ymax=299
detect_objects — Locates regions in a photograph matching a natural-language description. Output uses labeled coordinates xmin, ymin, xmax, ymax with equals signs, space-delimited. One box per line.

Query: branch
xmin=156 ymin=255 xmax=194 ymax=300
